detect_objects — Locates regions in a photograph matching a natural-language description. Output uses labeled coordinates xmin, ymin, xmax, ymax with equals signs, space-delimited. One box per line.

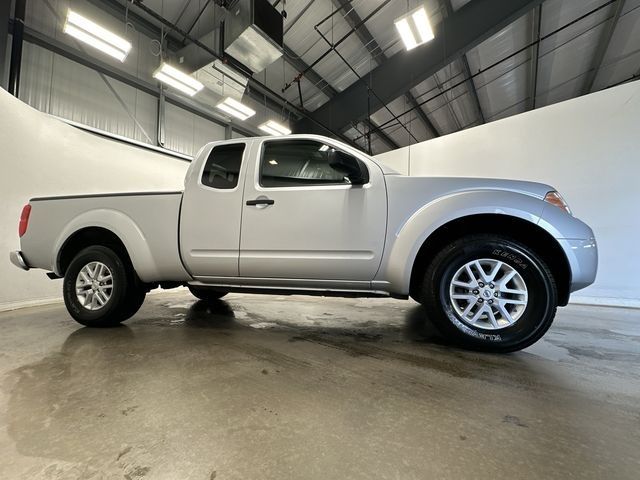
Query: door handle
xmin=246 ymin=198 xmax=275 ymax=206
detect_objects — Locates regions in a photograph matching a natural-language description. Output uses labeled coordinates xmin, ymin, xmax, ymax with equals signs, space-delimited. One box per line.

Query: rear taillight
xmin=19 ymin=204 xmax=31 ymax=237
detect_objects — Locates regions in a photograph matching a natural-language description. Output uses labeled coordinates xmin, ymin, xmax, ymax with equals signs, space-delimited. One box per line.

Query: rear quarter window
xmin=201 ymin=143 xmax=246 ymax=189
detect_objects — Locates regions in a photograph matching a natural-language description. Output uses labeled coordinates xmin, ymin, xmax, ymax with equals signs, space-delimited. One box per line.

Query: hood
xmin=387 ymin=175 xmax=554 ymax=200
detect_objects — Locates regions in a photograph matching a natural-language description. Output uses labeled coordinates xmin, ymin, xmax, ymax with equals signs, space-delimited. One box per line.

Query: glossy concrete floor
xmin=0 ymin=291 xmax=638 ymax=480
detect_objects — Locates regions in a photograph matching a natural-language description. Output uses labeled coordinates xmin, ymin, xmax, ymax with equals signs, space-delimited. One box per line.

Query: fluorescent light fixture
xmin=395 ymin=6 xmax=434 ymax=51
xmin=319 ymin=145 xmax=330 ymax=152
xmin=215 ymin=97 xmax=256 ymax=121
xmin=258 ymin=120 xmax=291 ymax=136
xmin=268 ymin=159 xmax=278 ymax=165
xmin=63 ymin=10 xmax=132 ymax=62
xmin=153 ymin=63 xmax=204 ymax=96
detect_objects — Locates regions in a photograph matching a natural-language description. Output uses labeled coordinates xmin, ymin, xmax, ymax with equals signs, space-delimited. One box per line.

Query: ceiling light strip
xmin=215 ymin=97 xmax=256 ymax=121
xmin=258 ymin=120 xmax=291 ymax=136
xmin=63 ymin=10 xmax=131 ymax=62
xmin=153 ymin=63 xmax=204 ymax=96
xmin=395 ymin=7 xmax=434 ymax=51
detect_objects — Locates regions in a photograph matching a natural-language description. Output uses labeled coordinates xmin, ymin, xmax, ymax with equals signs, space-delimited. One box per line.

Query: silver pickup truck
xmin=10 ymin=134 xmax=597 ymax=352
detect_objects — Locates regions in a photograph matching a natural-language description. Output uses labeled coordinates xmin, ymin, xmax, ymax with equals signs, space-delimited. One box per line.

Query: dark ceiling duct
xmin=223 ymin=0 xmax=283 ymax=73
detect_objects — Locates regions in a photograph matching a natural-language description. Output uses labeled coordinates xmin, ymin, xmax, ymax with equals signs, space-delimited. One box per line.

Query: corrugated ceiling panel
xmin=539 ymin=0 xmax=611 ymax=37
xmin=466 ymin=13 xmax=532 ymax=121
xmin=412 ymin=76 xmax=459 ymax=135
xmin=312 ymin=27 xmax=376 ymax=92
xmin=47 ymin=49 xmax=157 ymax=144
xmin=343 ymin=125 xmax=370 ymax=153
xmin=284 ymin=0 xmax=376 ymax=92
xmin=18 ymin=42 xmax=54 ymax=113
xmin=262 ymin=57 xmax=330 ymax=111
xmin=285 ymin=0 xmax=349 ymax=66
xmin=370 ymin=96 xmax=430 ymax=145
xmin=164 ymin=102 xmax=198 ymax=156
xmin=431 ymin=60 xmax=479 ymax=129
xmin=192 ymin=114 xmax=226 ymax=153
xmin=536 ymin=0 xmax=612 ymax=107
xmin=593 ymin=1 xmax=640 ymax=90
xmin=175 ymin=2 xmax=223 ymax=39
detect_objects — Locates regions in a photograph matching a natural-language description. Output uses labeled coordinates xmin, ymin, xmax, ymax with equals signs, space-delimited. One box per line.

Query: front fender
xmin=53 ymin=209 xmax=158 ymax=281
xmin=376 ymin=190 xmax=547 ymax=294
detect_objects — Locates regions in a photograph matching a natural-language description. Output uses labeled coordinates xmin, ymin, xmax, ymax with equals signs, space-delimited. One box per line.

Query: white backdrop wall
xmin=0 ymin=88 xmax=189 ymax=310
xmin=376 ymin=81 xmax=640 ymax=307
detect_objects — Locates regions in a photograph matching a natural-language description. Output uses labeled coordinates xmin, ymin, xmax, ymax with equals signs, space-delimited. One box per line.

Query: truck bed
xmin=21 ymin=191 xmax=191 ymax=282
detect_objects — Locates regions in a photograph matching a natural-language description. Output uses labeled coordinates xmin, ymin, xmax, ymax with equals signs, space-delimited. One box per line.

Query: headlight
xmin=544 ymin=191 xmax=572 ymax=215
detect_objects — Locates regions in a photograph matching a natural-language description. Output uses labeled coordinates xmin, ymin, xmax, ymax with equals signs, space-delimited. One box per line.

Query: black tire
xmin=188 ymin=285 xmax=228 ymax=302
xmin=63 ymin=246 xmax=144 ymax=327
xmin=119 ymin=285 xmax=147 ymax=321
xmin=421 ymin=234 xmax=557 ymax=352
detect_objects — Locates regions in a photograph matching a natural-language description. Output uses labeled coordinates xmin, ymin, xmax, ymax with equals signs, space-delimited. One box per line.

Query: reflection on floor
xmin=0 ymin=291 xmax=638 ymax=479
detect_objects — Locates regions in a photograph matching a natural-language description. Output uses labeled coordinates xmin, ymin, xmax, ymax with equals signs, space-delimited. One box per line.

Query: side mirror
xmin=328 ymin=150 xmax=369 ymax=185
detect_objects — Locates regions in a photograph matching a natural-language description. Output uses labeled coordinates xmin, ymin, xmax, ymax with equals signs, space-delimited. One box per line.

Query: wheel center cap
xmin=482 ymin=288 xmax=493 ymax=298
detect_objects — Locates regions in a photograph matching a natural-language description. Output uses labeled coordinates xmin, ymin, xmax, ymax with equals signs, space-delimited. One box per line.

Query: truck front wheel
xmin=63 ymin=246 xmax=145 ymax=327
xmin=420 ymin=234 xmax=557 ymax=352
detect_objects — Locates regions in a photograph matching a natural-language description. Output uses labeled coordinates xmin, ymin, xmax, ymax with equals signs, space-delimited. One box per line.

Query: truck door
xmin=239 ymin=138 xmax=387 ymax=281
xmin=179 ymin=142 xmax=247 ymax=278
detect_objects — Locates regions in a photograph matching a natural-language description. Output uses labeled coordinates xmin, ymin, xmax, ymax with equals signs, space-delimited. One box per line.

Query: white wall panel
xmin=231 ymin=130 xmax=247 ymax=139
xmin=19 ymin=43 xmax=158 ymax=145
xmin=18 ymin=42 xmax=53 ymax=113
xmin=376 ymin=81 xmax=640 ymax=306
xmin=49 ymin=52 xmax=157 ymax=144
xmin=164 ymin=102 xmax=225 ymax=156
xmin=193 ymin=114 xmax=225 ymax=153
xmin=0 ymin=89 xmax=188 ymax=309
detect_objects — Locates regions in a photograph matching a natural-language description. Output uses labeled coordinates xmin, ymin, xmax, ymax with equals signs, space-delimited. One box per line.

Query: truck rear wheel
xmin=63 ymin=246 xmax=145 ymax=327
xmin=420 ymin=234 xmax=557 ymax=352
xmin=188 ymin=285 xmax=228 ymax=302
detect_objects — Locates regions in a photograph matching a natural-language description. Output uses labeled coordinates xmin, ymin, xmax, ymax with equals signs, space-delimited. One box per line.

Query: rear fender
xmin=53 ymin=209 xmax=158 ymax=281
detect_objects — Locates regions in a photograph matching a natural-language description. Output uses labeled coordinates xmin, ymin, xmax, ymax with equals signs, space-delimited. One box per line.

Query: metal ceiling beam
xmin=582 ymin=0 xmax=626 ymax=95
xmin=295 ymin=0 xmax=544 ymax=136
xmin=284 ymin=46 xmax=337 ymax=98
xmin=331 ymin=0 xmax=439 ymax=139
xmin=284 ymin=47 xmax=398 ymax=150
xmin=442 ymin=0 xmax=485 ymax=124
xmin=364 ymin=120 xmax=399 ymax=150
xmin=528 ymin=4 xmax=542 ymax=110
xmin=459 ymin=55 xmax=485 ymax=123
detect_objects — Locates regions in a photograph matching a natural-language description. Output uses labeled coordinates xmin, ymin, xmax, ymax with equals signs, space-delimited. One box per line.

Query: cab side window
xmin=201 ymin=143 xmax=245 ymax=189
xmin=260 ymin=140 xmax=356 ymax=187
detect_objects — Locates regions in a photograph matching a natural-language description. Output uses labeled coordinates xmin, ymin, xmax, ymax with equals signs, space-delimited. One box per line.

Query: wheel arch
xmin=409 ymin=214 xmax=571 ymax=306
xmin=53 ymin=209 xmax=158 ymax=281
xmin=57 ymin=227 xmax=134 ymax=276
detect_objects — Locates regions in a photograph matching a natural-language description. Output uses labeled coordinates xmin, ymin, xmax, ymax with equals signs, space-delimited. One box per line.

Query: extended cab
xmin=10 ymin=134 xmax=597 ymax=352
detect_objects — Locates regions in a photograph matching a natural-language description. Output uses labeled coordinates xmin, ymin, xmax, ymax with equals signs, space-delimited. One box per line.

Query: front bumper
xmin=557 ymin=236 xmax=598 ymax=293
xmin=9 ymin=251 xmax=29 ymax=271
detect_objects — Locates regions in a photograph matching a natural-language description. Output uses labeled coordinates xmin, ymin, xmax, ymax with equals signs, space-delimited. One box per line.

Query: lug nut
xmin=477 ymin=298 xmax=484 ymax=303
xmin=473 ymin=289 xmax=479 ymax=295
xmin=478 ymin=282 xmax=485 ymax=288
xmin=489 ymin=283 xmax=495 ymax=289
xmin=488 ymin=299 xmax=494 ymax=305
xmin=494 ymin=292 xmax=499 ymax=297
